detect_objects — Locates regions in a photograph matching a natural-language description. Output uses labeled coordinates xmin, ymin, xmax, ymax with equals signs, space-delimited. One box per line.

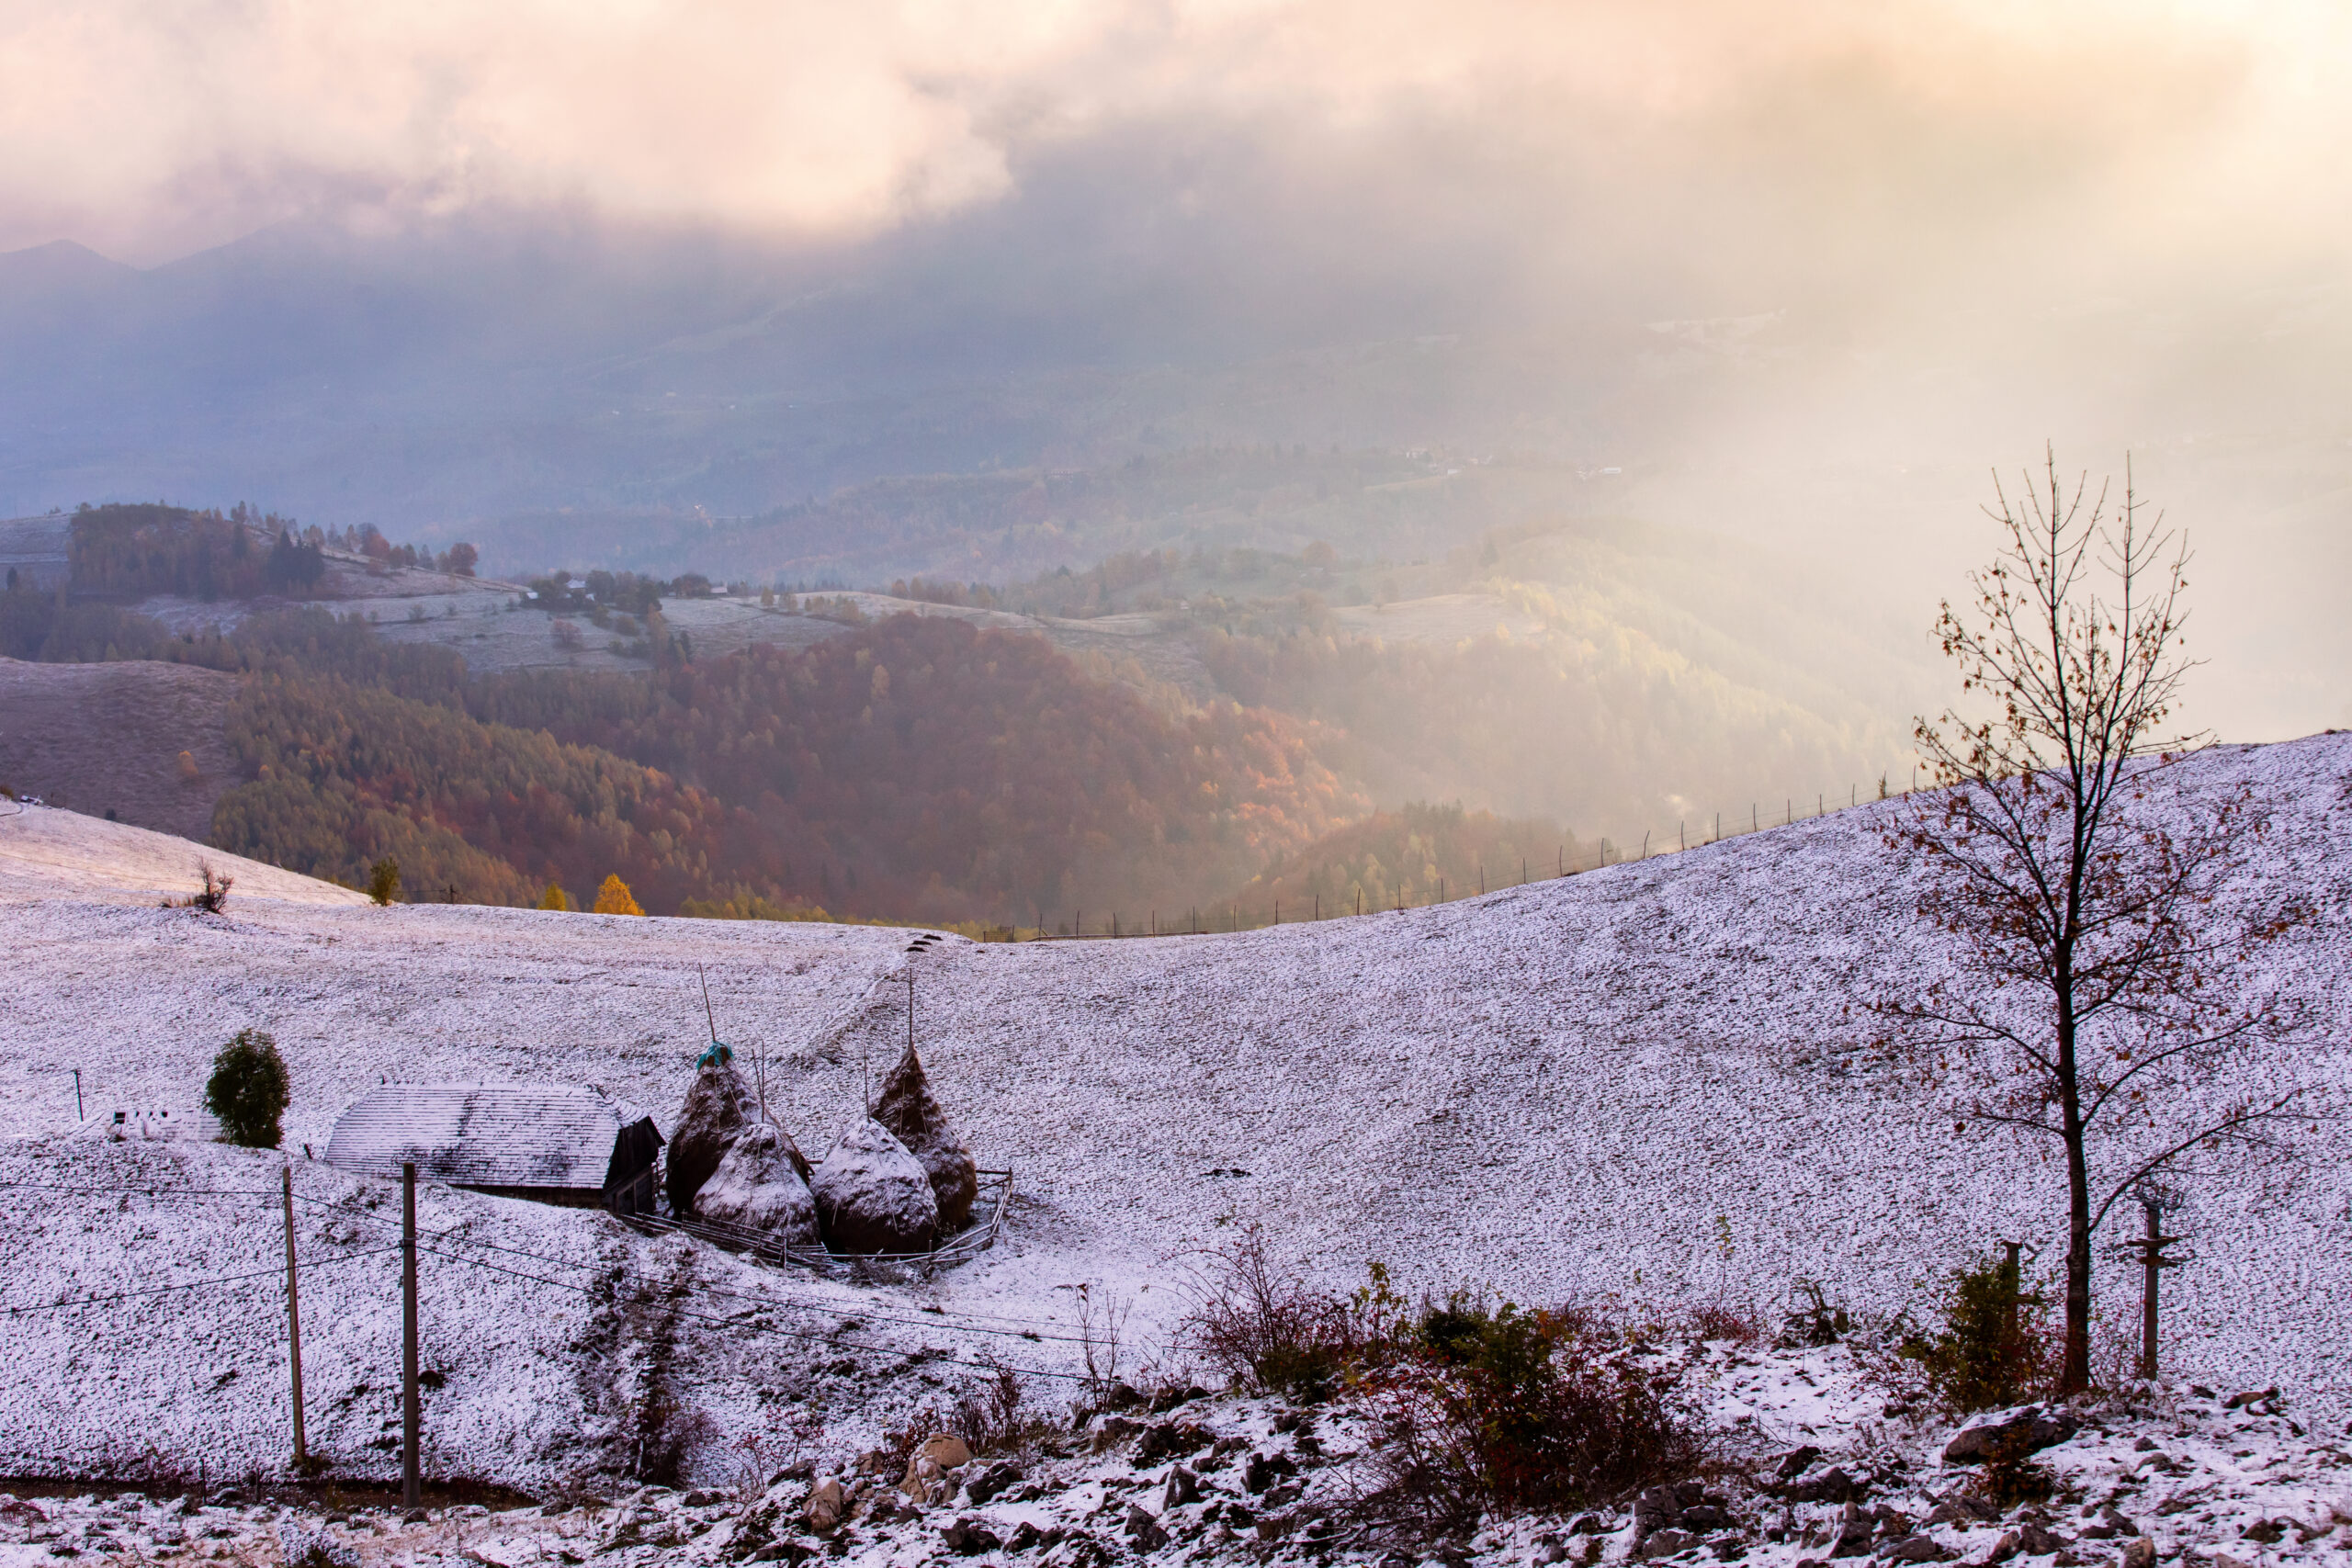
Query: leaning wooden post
xmin=281 ymin=1165 xmax=308 ymax=1469
xmin=402 ymin=1161 xmax=421 ymax=1508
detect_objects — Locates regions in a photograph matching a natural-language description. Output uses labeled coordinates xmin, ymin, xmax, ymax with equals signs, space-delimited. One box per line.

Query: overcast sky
xmin=4 ymin=1 xmax=2342 ymax=290
xmin=3 ymin=0 xmax=2346 ymax=737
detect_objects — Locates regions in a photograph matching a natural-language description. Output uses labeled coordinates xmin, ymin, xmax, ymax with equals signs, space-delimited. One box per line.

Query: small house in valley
xmin=324 ymin=1084 xmax=663 ymax=1213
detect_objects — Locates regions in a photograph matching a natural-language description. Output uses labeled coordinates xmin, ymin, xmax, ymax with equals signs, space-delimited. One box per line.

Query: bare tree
xmin=1887 ymin=445 xmax=2310 ymax=1393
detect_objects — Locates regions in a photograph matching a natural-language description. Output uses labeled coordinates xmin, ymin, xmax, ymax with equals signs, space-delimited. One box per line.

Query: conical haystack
xmin=695 ymin=1122 xmax=820 ymax=1247
xmin=668 ymin=1057 xmax=752 ymax=1214
xmin=810 ymin=1117 xmax=939 ymax=1254
xmin=872 ymin=1045 xmax=978 ymax=1231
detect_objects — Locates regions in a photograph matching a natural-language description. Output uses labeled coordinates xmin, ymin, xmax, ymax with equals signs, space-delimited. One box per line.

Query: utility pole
xmin=402 ymin=1161 xmax=421 ymax=1509
xmin=282 ymin=1166 xmax=307 ymax=1469
xmin=2119 ymin=1192 xmax=2187 ymax=1380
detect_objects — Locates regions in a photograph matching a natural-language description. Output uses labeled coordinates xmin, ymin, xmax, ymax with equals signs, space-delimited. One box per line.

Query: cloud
xmin=4 ymin=0 xmax=2345 ymax=285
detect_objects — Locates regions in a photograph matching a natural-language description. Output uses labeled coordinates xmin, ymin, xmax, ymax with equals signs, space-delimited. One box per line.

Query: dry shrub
xmin=946 ymin=1359 xmax=1045 ymax=1455
xmin=1179 ymin=1224 xmax=1395 ymax=1402
xmin=1682 ymin=1304 xmax=1763 ymax=1345
xmin=1352 ymin=1303 xmax=1705 ymax=1541
xmin=727 ymin=1414 xmax=825 ymax=1501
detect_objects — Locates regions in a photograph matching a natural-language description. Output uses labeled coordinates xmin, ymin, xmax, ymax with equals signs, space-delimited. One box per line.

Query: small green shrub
xmin=1900 ymin=1253 xmax=2052 ymax=1412
xmin=367 ymin=857 xmax=401 ymax=906
xmin=204 ymin=1029 xmax=289 ymax=1148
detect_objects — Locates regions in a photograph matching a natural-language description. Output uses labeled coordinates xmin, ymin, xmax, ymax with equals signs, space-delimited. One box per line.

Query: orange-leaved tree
xmin=593 ymin=874 xmax=645 ymax=916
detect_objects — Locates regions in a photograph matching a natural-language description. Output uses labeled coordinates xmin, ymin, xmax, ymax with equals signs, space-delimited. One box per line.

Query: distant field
xmin=0 ymin=656 xmax=239 ymax=838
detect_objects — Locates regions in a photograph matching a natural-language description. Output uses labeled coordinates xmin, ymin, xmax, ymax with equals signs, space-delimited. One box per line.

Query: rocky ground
xmin=6 ymin=1343 xmax=2347 ymax=1568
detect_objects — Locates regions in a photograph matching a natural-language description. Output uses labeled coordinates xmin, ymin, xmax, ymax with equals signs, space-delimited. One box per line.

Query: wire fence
xmin=0 ymin=1169 xmax=1093 ymax=1485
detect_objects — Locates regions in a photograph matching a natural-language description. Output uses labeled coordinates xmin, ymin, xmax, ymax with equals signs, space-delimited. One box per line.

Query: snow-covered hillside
xmin=0 ymin=735 xmax=2345 ymax=1494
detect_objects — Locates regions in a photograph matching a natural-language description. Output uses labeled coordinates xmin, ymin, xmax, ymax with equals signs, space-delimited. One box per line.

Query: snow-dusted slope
xmin=0 ymin=737 xmax=2344 ymax=1491
xmin=0 ymin=801 xmax=368 ymax=908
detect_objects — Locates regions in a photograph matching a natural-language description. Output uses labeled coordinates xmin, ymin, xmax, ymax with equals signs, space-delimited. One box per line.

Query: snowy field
xmin=0 ymin=734 xmax=2345 ymax=1495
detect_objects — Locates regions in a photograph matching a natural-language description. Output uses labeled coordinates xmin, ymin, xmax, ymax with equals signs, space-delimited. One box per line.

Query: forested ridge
xmin=2 ymin=579 xmax=1372 ymax=919
xmin=451 ymin=615 xmax=1360 ymax=918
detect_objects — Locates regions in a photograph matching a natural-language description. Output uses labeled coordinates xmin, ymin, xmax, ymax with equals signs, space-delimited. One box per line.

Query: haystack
xmin=694 ymin=1122 xmax=820 ymax=1246
xmin=810 ymin=1117 xmax=939 ymax=1253
xmin=667 ymin=1056 xmax=752 ymax=1213
xmin=871 ymin=1045 xmax=978 ymax=1232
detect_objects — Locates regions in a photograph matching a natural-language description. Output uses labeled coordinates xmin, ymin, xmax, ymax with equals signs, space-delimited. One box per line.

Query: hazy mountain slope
xmin=0 ymin=657 xmax=240 ymax=838
xmin=0 ymin=734 xmax=2342 ymax=1490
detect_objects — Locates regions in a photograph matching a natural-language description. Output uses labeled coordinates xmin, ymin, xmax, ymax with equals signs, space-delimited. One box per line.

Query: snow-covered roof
xmin=324 ymin=1083 xmax=654 ymax=1191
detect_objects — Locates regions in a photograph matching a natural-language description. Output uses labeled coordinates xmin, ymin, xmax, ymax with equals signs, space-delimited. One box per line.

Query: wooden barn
xmin=324 ymin=1084 xmax=663 ymax=1214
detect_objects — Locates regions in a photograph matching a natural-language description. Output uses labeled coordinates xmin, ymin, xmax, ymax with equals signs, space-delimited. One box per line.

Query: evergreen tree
xmin=204 ymin=1029 xmax=290 ymax=1149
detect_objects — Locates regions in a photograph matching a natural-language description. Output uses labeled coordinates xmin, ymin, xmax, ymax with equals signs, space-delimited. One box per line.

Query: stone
xmin=746 ymin=1544 xmax=810 ymax=1564
xmin=1125 ymin=1504 xmax=1170 ymax=1551
xmin=1788 ymin=1468 xmax=1860 ymax=1504
xmin=802 ymin=1479 xmax=845 ymax=1534
xmin=916 ymin=1434 xmax=973 ymax=1469
xmin=1943 ymin=1408 xmax=2078 ymax=1465
xmin=1778 ymin=1448 xmax=1825 ymax=1480
xmin=1680 ymin=1506 xmax=1732 ymax=1531
xmin=278 ymin=1523 xmax=361 ymax=1568
xmin=694 ymin=1123 xmax=820 ymax=1244
xmin=1090 ymin=1415 xmax=1143 ymax=1452
xmin=1133 ymin=1421 xmax=1215 ymax=1466
xmin=1828 ymin=1505 xmax=1873 ymax=1559
xmin=871 ymin=1046 xmax=980 ymax=1232
xmin=1645 ymin=1529 xmax=1698 ymax=1558
xmin=900 ymin=1457 xmax=952 ymax=1507
xmin=963 ymin=1461 xmax=1023 ymax=1505
xmin=939 ymin=1517 xmax=1001 ymax=1556
xmin=669 ymin=1059 xmax=754 ymax=1213
xmin=2015 ymin=1524 xmax=2070 ymax=1556
xmin=2119 ymin=1542 xmax=2155 ymax=1568
xmin=809 ymin=1117 xmax=939 ymax=1253
xmin=2240 ymin=1521 xmax=2284 ymax=1545
xmin=1163 ymin=1466 xmax=1201 ymax=1509
xmin=1884 ymin=1537 xmax=1951 ymax=1562
xmin=1243 ymin=1451 xmax=1300 ymax=1495
xmin=1004 ymin=1522 xmax=1057 ymax=1552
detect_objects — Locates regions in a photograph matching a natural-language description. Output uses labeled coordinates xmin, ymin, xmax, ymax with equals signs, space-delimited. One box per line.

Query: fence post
xmin=282 ymin=1166 xmax=307 ymax=1469
xmin=402 ymin=1161 xmax=421 ymax=1509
